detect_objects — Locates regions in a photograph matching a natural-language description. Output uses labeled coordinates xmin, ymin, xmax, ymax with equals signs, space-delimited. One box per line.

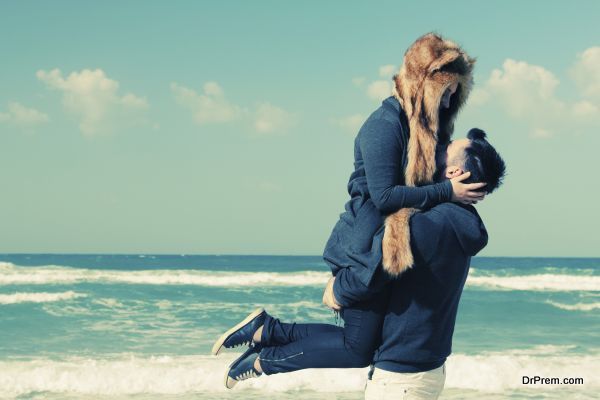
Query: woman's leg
xmin=259 ymin=315 xmax=342 ymax=346
xmin=258 ymin=286 xmax=391 ymax=375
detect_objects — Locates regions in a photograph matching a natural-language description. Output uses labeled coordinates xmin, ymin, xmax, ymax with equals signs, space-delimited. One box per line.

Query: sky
xmin=1 ymin=1 xmax=599 ymax=257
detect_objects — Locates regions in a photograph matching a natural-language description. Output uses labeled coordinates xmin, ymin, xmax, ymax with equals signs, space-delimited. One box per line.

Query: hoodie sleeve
xmin=333 ymin=262 xmax=393 ymax=307
xmin=360 ymin=119 xmax=453 ymax=214
xmin=409 ymin=210 xmax=445 ymax=266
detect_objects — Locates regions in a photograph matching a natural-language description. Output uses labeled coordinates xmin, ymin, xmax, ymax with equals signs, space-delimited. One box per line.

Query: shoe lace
xmin=235 ymin=368 xmax=260 ymax=381
xmin=230 ymin=339 xmax=251 ymax=348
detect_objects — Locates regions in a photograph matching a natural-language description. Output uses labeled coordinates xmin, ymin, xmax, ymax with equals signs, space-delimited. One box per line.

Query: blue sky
xmin=1 ymin=1 xmax=599 ymax=256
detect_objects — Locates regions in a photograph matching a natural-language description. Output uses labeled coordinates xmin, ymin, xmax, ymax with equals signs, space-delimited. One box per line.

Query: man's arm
xmin=329 ymin=209 xmax=446 ymax=308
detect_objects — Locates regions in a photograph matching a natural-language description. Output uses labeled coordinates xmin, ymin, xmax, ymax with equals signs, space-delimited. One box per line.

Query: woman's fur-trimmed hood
xmin=382 ymin=33 xmax=476 ymax=276
xmin=393 ymin=32 xmax=476 ymax=186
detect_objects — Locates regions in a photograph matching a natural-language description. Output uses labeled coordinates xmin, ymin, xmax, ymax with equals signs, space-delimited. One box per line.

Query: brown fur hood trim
xmin=393 ymin=32 xmax=476 ymax=186
xmin=383 ymin=33 xmax=476 ymax=276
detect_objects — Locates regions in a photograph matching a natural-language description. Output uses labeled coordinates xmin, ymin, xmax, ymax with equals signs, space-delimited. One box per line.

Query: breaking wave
xmin=0 ymin=291 xmax=86 ymax=305
xmin=0 ymin=262 xmax=328 ymax=287
xmin=1 ymin=262 xmax=598 ymax=291
xmin=466 ymin=274 xmax=600 ymax=292
xmin=0 ymin=347 xmax=597 ymax=397
xmin=545 ymin=300 xmax=600 ymax=311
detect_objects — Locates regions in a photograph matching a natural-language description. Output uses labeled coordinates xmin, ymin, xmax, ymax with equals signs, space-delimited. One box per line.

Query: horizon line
xmin=1 ymin=253 xmax=599 ymax=259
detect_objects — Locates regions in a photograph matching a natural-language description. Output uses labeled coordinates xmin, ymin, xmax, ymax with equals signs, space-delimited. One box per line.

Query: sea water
xmin=0 ymin=255 xmax=598 ymax=399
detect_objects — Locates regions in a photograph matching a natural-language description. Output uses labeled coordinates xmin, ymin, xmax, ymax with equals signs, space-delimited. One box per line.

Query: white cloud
xmin=0 ymin=102 xmax=49 ymax=130
xmin=337 ymin=65 xmax=395 ymax=132
xmin=571 ymin=100 xmax=598 ymax=117
xmin=468 ymin=53 xmax=600 ymax=138
xmin=331 ymin=114 xmax=365 ymax=134
xmin=254 ymin=102 xmax=294 ymax=134
xmin=36 ymin=68 xmax=148 ymax=136
xmin=570 ymin=46 xmax=600 ymax=98
xmin=170 ymin=81 xmax=242 ymax=124
xmin=379 ymin=64 xmax=396 ymax=78
xmin=367 ymin=80 xmax=392 ymax=101
xmin=532 ymin=128 xmax=551 ymax=139
xmin=352 ymin=58 xmax=600 ymax=138
xmin=486 ymin=59 xmax=564 ymax=118
xmin=353 ymin=65 xmax=396 ymax=101
xmin=468 ymin=87 xmax=491 ymax=107
xmin=352 ymin=77 xmax=366 ymax=87
xmin=172 ymin=81 xmax=294 ymax=135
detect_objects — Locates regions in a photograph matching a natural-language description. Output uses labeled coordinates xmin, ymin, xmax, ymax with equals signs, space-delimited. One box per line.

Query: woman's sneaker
xmin=224 ymin=345 xmax=262 ymax=389
xmin=211 ymin=307 xmax=266 ymax=355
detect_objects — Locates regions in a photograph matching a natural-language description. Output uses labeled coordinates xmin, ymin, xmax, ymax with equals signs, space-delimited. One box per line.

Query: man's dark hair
xmin=462 ymin=128 xmax=506 ymax=193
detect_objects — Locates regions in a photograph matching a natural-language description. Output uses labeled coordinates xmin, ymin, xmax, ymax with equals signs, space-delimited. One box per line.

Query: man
xmin=324 ymin=128 xmax=506 ymax=399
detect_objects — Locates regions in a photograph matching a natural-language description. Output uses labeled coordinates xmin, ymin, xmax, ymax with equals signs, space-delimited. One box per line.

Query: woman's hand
xmin=450 ymin=171 xmax=487 ymax=205
xmin=323 ymin=276 xmax=341 ymax=311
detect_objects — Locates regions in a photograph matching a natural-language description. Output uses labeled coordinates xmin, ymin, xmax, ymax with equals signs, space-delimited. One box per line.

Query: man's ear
xmin=445 ymin=166 xmax=464 ymax=179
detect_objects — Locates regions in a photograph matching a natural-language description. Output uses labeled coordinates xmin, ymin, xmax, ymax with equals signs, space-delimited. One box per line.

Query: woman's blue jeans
xmin=258 ymin=288 xmax=391 ymax=375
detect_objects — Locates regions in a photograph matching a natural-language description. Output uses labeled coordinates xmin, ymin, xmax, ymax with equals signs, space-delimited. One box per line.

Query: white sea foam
xmin=0 ymin=348 xmax=597 ymax=397
xmin=467 ymin=274 xmax=600 ymax=292
xmin=447 ymin=350 xmax=598 ymax=392
xmin=0 ymin=262 xmax=598 ymax=291
xmin=0 ymin=291 xmax=86 ymax=305
xmin=546 ymin=300 xmax=600 ymax=311
xmin=0 ymin=262 xmax=329 ymax=287
xmin=92 ymin=297 xmax=125 ymax=308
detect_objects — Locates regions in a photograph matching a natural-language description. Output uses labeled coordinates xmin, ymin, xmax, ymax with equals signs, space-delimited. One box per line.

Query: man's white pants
xmin=364 ymin=364 xmax=446 ymax=400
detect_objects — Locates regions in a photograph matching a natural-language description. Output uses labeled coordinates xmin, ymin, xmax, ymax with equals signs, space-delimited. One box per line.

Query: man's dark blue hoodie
xmin=333 ymin=201 xmax=488 ymax=372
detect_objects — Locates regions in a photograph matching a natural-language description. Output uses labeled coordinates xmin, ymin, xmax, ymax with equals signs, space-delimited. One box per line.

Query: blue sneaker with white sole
xmin=211 ymin=307 xmax=266 ymax=355
xmin=224 ymin=345 xmax=262 ymax=389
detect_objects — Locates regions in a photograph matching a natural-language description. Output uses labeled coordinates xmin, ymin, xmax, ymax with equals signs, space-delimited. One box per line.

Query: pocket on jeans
xmin=365 ymin=378 xmax=391 ymax=400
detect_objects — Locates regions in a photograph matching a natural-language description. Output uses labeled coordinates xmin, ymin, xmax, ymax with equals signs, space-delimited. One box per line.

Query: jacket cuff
xmin=441 ymin=179 xmax=453 ymax=202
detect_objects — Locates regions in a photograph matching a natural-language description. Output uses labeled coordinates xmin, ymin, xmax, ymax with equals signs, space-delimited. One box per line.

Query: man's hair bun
xmin=467 ymin=128 xmax=487 ymax=140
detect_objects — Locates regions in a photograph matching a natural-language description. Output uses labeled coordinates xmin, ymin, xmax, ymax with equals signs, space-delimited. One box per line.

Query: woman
xmin=211 ymin=32 xmax=486 ymax=389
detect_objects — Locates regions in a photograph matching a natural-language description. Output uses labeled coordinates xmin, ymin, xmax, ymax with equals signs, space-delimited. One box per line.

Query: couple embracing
xmin=211 ymin=32 xmax=506 ymax=400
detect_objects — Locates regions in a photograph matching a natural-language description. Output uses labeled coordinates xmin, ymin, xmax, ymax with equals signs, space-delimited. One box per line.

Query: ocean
xmin=0 ymin=255 xmax=598 ymax=399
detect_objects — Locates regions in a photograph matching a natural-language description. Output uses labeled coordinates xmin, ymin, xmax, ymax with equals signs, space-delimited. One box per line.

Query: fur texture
xmin=382 ymin=32 xmax=476 ymax=276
